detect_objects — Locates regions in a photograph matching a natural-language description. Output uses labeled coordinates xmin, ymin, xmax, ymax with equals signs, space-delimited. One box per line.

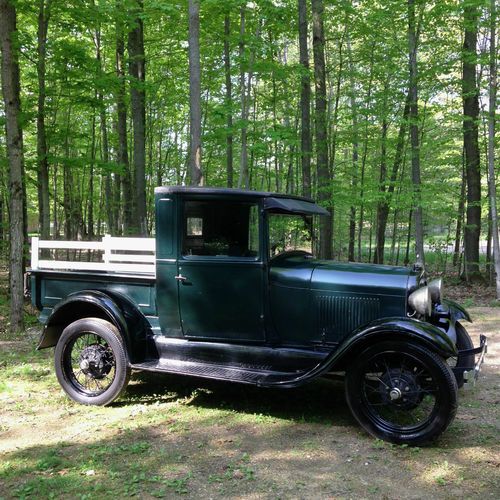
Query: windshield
xmin=268 ymin=212 xmax=315 ymax=258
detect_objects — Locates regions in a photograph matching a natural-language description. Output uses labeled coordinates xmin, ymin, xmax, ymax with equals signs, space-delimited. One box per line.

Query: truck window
xmin=268 ymin=212 xmax=314 ymax=258
xmin=182 ymin=200 xmax=259 ymax=258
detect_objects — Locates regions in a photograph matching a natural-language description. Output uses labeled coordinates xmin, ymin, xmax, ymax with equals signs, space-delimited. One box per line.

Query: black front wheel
xmin=345 ymin=341 xmax=458 ymax=445
xmin=55 ymin=318 xmax=131 ymax=405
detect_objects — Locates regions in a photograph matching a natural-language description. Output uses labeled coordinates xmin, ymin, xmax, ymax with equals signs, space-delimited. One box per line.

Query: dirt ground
xmin=0 ymin=307 xmax=499 ymax=499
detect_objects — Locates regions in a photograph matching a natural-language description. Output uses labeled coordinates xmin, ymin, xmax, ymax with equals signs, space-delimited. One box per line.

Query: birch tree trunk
xmin=0 ymin=0 xmax=26 ymax=332
xmin=487 ymin=0 xmax=499 ymax=298
xmin=188 ymin=0 xmax=203 ymax=186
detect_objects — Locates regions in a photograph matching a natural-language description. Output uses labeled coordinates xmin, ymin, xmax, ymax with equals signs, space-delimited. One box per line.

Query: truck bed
xmin=29 ymin=235 xmax=157 ymax=323
xmin=30 ymin=269 xmax=156 ymax=324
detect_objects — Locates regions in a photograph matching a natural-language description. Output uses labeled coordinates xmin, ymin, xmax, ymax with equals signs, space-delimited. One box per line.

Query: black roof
xmin=154 ymin=186 xmax=314 ymax=203
xmin=154 ymin=186 xmax=329 ymax=216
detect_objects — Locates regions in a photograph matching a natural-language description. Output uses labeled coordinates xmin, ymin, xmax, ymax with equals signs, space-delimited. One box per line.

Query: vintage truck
xmin=28 ymin=186 xmax=487 ymax=445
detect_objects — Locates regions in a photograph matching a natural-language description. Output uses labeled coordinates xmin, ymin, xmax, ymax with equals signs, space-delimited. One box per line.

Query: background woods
xmin=0 ymin=0 xmax=499 ymax=329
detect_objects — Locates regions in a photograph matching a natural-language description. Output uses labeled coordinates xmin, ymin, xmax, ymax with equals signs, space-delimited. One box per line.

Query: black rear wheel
xmin=345 ymin=341 xmax=457 ymax=445
xmin=55 ymin=318 xmax=130 ymax=405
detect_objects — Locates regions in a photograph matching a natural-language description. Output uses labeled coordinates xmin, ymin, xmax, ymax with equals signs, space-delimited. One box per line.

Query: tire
xmin=345 ymin=341 xmax=458 ymax=446
xmin=454 ymin=323 xmax=475 ymax=388
xmin=55 ymin=318 xmax=131 ymax=406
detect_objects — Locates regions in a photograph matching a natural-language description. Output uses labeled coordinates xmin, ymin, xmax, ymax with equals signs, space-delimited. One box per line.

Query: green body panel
xmin=33 ymin=187 xmax=463 ymax=380
xmin=269 ymin=257 xmax=415 ymax=345
xmin=178 ymin=259 xmax=266 ymax=341
xmin=32 ymin=271 xmax=156 ymax=324
xmin=155 ymin=195 xmax=182 ymax=336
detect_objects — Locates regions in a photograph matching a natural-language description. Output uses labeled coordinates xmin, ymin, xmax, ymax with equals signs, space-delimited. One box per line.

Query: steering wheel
xmin=269 ymin=249 xmax=313 ymax=263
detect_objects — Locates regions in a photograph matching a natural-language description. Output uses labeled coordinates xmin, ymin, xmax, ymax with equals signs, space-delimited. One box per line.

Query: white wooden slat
xmin=31 ymin=235 xmax=157 ymax=274
xmin=104 ymin=237 xmax=155 ymax=251
xmin=31 ymin=237 xmax=39 ymax=269
xmin=37 ymin=259 xmax=155 ymax=274
xmin=38 ymin=240 xmax=104 ymax=250
xmin=103 ymin=234 xmax=112 ymax=265
xmin=106 ymin=254 xmax=156 ymax=263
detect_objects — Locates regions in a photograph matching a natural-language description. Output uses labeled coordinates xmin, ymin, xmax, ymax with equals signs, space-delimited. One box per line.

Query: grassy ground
xmin=0 ymin=307 xmax=499 ymax=499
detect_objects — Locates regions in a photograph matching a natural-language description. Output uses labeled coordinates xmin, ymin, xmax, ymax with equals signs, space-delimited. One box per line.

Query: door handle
xmin=175 ymin=274 xmax=187 ymax=282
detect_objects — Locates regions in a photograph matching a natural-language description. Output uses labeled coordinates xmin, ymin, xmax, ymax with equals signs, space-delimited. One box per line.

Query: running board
xmin=132 ymin=358 xmax=308 ymax=386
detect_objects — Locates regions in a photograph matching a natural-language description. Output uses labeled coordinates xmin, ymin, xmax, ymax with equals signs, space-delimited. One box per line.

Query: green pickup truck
xmin=28 ymin=186 xmax=487 ymax=445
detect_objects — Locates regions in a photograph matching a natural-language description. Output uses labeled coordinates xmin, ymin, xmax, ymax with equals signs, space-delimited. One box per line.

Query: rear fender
xmin=37 ymin=290 xmax=149 ymax=362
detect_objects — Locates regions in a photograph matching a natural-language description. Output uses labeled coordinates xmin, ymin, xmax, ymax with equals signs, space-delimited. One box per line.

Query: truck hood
xmin=311 ymin=260 xmax=412 ymax=297
xmin=270 ymin=257 xmax=414 ymax=298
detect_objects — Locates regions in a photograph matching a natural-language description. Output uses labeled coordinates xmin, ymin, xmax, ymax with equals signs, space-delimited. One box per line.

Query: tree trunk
xmin=237 ymin=9 xmax=259 ymax=189
xmin=487 ymin=0 xmax=499 ymax=298
xmin=346 ymin=34 xmax=358 ymax=262
xmin=188 ymin=0 xmax=203 ymax=186
xmin=298 ymin=0 xmax=312 ymax=198
xmin=128 ymin=0 xmax=147 ymax=234
xmin=462 ymin=1 xmax=482 ymax=280
xmin=63 ymin=107 xmax=73 ymax=240
xmin=224 ymin=12 xmax=233 ymax=188
xmin=88 ymin=103 xmax=96 ymax=239
xmin=357 ymin=43 xmax=375 ymax=261
xmin=374 ymin=94 xmax=410 ymax=264
xmin=238 ymin=6 xmax=248 ymax=189
xmin=408 ymin=0 xmax=425 ymax=267
xmin=93 ymin=9 xmax=114 ymax=235
xmin=37 ymin=0 xmax=51 ymax=240
xmin=116 ymin=3 xmax=131 ymax=234
xmin=1 ymin=0 xmax=26 ymax=332
xmin=453 ymin=158 xmax=466 ymax=267
xmin=311 ymin=0 xmax=332 ymax=259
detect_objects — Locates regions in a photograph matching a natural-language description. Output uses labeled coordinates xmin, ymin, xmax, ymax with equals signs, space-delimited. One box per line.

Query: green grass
xmin=1 ymin=301 xmax=499 ymax=499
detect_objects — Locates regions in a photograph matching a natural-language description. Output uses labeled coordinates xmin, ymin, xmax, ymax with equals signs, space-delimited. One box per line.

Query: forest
xmin=0 ymin=0 xmax=498 ymax=332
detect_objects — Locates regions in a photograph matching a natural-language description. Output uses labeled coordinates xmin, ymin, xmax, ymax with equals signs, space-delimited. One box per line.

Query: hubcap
xmin=78 ymin=344 xmax=113 ymax=380
xmin=389 ymin=388 xmax=402 ymax=401
xmin=378 ymin=368 xmax=423 ymax=409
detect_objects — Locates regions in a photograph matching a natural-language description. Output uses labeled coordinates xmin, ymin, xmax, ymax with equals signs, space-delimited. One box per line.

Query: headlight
xmin=408 ymin=286 xmax=431 ymax=316
xmin=428 ymin=278 xmax=442 ymax=303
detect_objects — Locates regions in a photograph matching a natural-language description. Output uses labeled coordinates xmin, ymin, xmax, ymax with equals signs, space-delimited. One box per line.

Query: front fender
xmin=441 ymin=298 xmax=472 ymax=323
xmin=38 ymin=290 xmax=132 ymax=352
xmin=261 ymin=317 xmax=457 ymax=389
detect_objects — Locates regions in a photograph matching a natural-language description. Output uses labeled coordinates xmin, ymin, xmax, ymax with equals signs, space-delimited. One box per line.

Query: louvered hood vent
xmin=317 ymin=295 xmax=380 ymax=340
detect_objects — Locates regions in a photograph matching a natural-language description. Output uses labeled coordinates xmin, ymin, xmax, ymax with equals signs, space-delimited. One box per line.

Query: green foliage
xmin=0 ymin=0 xmax=496 ymax=274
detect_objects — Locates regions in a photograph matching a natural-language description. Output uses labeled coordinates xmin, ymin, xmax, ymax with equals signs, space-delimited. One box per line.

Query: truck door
xmin=177 ymin=198 xmax=266 ymax=342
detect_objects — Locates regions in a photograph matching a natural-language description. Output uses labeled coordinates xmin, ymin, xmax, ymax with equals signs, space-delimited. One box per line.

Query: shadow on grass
xmin=122 ymin=370 xmax=353 ymax=427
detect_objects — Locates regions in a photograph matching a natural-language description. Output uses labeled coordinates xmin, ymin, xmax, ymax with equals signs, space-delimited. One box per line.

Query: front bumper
xmin=456 ymin=334 xmax=488 ymax=387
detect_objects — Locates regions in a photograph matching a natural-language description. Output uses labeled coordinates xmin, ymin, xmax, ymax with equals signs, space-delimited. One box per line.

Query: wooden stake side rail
xmin=31 ymin=235 xmax=156 ymax=275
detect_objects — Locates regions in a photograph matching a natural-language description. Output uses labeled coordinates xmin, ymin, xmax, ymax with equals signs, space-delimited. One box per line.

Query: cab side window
xmin=183 ymin=200 xmax=259 ymax=258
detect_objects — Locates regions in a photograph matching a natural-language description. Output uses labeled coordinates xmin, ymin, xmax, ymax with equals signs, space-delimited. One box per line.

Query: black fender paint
xmin=441 ymin=298 xmax=472 ymax=323
xmin=37 ymin=289 xmax=150 ymax=363
xmin=261 ymin=317 xmax=458 ymax=388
